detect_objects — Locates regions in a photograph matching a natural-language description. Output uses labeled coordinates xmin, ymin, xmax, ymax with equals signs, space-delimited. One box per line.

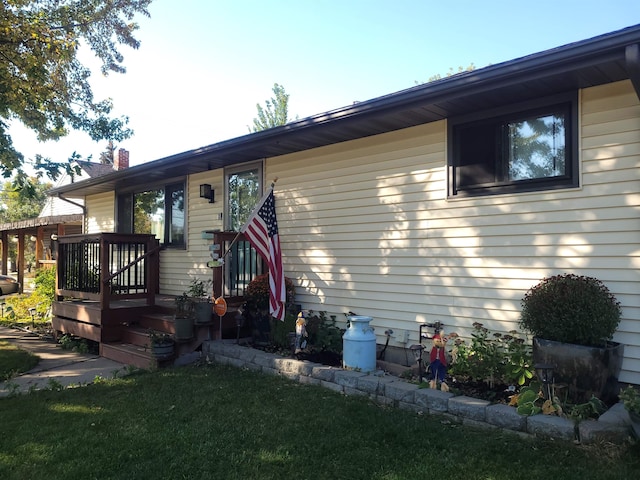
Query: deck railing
xmin=56 ymin=233 xmax=161 ymax=309
xmin=210 ymin=231 xmax=262 ymax=304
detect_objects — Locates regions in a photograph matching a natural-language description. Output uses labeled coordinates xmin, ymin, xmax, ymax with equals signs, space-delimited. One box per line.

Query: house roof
xmin=50 ymin=24 xmax=640 ymax=197
xmin=73 ymin=160 xmax=118 ymax=178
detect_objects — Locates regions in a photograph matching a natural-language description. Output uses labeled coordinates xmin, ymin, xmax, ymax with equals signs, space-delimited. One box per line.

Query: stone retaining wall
xmin=202 ymin=341 xmax=633 ymax=445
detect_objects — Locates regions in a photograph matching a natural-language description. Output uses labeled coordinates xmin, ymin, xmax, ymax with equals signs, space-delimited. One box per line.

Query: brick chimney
xmin=115 ymin=148 xmax=129 ymax=170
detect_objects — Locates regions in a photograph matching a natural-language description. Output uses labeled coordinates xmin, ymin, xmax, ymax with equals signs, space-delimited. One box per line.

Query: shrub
xmin=448 ymin=323 xmax=533 ymax=388
xmin=519 ymin=273 xmax=621 ymax=347
xmin=34 ymin=266 xmax=56 ymax=303
xmin=244 ymin=273 xmax=296 ymax=312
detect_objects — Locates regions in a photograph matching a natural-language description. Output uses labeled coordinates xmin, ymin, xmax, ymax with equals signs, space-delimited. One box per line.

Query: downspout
xmin=57 ymin=193 xmax=87 ymax=215
xmin=57 ymin=193 xmax=87 ymax=233
xmin=625 ymin=43 xmax=640 ymax=101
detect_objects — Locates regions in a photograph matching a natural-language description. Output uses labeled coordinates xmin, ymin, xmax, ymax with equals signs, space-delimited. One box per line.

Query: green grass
xmin=0 ymin=340 xmax=39 ymax=380
xmin=0 ymin=364 xmax=638 ymax=480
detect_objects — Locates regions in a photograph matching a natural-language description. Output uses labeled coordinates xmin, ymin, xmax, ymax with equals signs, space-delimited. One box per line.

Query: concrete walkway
xmin=0 ymin=326 xmax=126 ymax=397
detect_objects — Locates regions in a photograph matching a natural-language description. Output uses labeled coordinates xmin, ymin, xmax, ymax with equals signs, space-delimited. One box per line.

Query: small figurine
xmin=429 ymin=331 xmax=449 ymax=392
xmin=294 ymin=311 xmax=308 ymax=354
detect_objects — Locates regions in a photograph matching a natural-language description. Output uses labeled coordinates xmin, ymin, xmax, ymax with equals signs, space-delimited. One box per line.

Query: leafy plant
xmin=185 ymin=278 xmax=212 ymax=299
xmin=148 ymin=329 xmax=173 ymax=346
xmin=58 ymin=334 xmax=90 ymax=354
xmin=619 ymin=385 xmax=640 ymax=415
xmin=448 ymin=323 xmax=533 ymax=388
xmin=305 ymin=310 xmax=344 ymax=354
xmin=519 ymin=273 xmax=621 ymax=347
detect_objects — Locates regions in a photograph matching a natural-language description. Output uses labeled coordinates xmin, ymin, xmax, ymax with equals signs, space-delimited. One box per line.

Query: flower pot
xmin=174 ymin=314 xmax=194 ymax=341
xmin=193 ymin=300 xmax=212 ymax=324
xmin=152 ymin=342 xmax=174 ymax=359
xmin=533 ymin=337 xmax=624 ymax=404
xmin=630 ymin=411 xmax=640 ymax=439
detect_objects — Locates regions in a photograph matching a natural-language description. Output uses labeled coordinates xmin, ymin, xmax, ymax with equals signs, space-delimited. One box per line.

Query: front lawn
xmin=0 ymin=364 xmax=638 ymax=479
xmin=0 ymin=340 xmax=39 ymax=380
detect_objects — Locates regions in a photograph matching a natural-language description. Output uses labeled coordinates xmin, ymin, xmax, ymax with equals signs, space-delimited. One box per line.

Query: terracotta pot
xmin=533 ymin=337 xmax=624 ymax=404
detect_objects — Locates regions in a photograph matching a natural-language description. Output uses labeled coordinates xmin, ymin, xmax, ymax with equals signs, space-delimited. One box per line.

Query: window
xmin=224 ymin=162 xmax=263 ymax=296
xmin=116 ymin=182 xmax=185 ymax=247
xmin=448 ymin=93 xmax=578 ymax=197
xmin=226 ymin=163 xmax=262 ymax=230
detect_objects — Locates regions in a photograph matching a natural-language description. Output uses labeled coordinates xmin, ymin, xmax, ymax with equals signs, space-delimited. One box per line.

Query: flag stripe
xmin=241 ymin=190 xmax=286 ymax=321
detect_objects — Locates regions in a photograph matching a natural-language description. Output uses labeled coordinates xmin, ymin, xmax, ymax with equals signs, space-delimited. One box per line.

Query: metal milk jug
xmin=342 ymin=315 xmax=376 ymax=372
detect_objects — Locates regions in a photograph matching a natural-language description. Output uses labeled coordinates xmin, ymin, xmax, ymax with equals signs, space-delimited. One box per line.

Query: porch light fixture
xmin=535 ymin=363 xmax=555 ymax=400
xmin=199 ymin=184 xmax=215 ymax=203
xmin=410 ymin=344 xmax=425 ymax=383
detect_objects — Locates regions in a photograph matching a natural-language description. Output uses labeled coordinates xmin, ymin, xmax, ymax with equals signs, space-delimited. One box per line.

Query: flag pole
xmin=220 ymin=177 xmax=279 ymax=260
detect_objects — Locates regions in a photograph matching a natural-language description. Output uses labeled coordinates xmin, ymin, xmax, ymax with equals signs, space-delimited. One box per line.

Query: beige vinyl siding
xmin=159 ymin=171 xmax=224 ymax=296
xmin=85 ymin=192 xmax=115 ymax=233
xmin=267 ymin=80 xmax=640 ymax=384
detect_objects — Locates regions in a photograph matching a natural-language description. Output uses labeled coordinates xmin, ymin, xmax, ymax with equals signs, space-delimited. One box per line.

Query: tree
xmin=415 ymin=63 xmax=477 ymax=85
xmin=0 ymin=0 xmax=151 ymax=187
xmin=0 ymin=178 xmax=51 ymax=223
xmin=249 ymin=83 xmax=295 ymax=132
xmin=99 ymin=140 xmax=116 ymax=165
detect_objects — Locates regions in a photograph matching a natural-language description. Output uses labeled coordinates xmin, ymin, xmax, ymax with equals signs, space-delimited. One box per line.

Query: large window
xmin=448 ymin=93 xmax=578 ymax=197
xmin=117 ymin=182 xmax=185 ymax=247
xmin=225 ymin=162 xmax=263 ymax=295
xmin=226 ymin=163 xmax=262 ymax=230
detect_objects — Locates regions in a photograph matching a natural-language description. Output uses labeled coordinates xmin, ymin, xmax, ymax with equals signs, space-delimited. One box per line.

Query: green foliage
xmin=3 ymin=290 xmax=51 ymax=322
xmin=520 ymin=273 xmax=622 ymax=347
xmin=249 ymin=83 xmax=296 ymax=132
xmin=0 ymin=179 xmax=51 ymax=222
xmin=58 ymin=334 xmax=89 ymax=354
xmin=269 ymin=312 xmax=297 ymax=350
xmin=185 ymin=278 xmax=212 ymax=298
xmin=244 ymin=273 xmax=296 ymax=313
xmin=34 ymin=266 xmax=56 ymax=304
xmin=305 ymin=310 xmax=344 ymax=354
xmin=619 ymin=385 xmax=640 ymax=415
xmin=448 ymin=323 xmax=533 ymax=388
xmin=0 ymin=0 xmax=149 ymax=181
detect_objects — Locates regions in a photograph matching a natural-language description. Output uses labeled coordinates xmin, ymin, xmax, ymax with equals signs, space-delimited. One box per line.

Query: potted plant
xmin=186 ymin=278 xmax=213 ymax=325
xmin=148 ymin=330 xmax=175 ymax=359
xmin=173 ymin=293 xmax=194 ymax=341
xmin=619 ymin=385 xmax=640 ymax=438
xmin=519 ymin=273 xmax=623 ymax=403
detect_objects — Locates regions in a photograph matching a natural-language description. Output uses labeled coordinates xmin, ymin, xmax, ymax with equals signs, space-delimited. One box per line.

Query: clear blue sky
xmin=9 ymin=0 xmax=640 ymax=167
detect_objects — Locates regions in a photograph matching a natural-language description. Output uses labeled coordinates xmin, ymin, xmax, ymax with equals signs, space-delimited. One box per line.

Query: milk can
xmin=342 ymin=315 xmax=376 ymax=372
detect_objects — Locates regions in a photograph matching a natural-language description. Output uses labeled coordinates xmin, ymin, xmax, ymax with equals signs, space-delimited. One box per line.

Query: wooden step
xmin=101 ymin=341 xmax=174 ymax=370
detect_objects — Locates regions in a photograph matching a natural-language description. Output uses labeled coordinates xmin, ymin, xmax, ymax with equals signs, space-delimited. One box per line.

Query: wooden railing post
xmin=100 ymin=235 xmax=111 ymax=310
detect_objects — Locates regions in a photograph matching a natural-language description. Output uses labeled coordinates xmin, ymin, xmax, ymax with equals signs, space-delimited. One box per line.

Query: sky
xmin=8 ymin=0 xmax=640 ymax=168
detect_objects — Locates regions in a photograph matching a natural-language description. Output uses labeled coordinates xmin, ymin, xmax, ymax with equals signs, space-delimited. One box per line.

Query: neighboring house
xmin=0 ymin=152 xmax=129 ymax=287
xmin=49 ymin=26 xmax=640 ymax=385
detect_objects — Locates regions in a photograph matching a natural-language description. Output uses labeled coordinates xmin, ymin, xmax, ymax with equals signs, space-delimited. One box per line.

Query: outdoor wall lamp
xmin=535 ymin=363 xmax=555 ymax=400
xmin=199 ymin=184 xmax=215 ymax=203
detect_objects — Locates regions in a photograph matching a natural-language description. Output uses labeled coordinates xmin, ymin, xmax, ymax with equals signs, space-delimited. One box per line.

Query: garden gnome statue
xmin=429 ymin=331 xmax=449 ymax=392
xmin=294 ymin=311 xmax=308 ymax=354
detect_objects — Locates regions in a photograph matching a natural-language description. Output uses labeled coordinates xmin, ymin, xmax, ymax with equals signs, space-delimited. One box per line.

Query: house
xmin=0 ymin=153 xmax=129 ymax=290
xmin=48 ymin=26 xmax=640 ymax=384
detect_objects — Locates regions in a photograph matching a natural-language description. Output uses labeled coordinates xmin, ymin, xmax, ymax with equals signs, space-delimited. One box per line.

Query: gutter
xmin=625 ymin=44 xmax=640 ymax=100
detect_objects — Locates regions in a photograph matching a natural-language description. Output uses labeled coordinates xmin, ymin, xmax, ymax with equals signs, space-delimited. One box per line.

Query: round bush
xmin=519 ymin=273 xmax=621 ymax=347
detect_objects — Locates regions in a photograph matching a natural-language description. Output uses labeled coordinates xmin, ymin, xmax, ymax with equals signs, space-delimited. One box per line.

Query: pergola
xmin=0 ymin=214 xmax=83 ymax=292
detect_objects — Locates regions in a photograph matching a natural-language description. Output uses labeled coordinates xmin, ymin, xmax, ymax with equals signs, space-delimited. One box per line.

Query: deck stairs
xmin=99 ymin=300 xmax=217 ymax=369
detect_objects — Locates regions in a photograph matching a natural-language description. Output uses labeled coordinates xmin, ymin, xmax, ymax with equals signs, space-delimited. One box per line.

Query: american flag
xmin=241 ymin=189 xmax=286 ymax=320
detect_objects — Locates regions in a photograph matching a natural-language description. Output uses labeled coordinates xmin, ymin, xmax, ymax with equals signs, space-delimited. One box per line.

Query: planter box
xmin=533 ymin=337 xmax=624 ymax=404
